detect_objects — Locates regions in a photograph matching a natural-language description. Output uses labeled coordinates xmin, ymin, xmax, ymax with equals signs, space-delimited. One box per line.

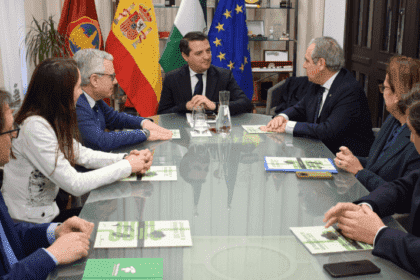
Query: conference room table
xmin=49 ymin=113 xmax=418 ymax=279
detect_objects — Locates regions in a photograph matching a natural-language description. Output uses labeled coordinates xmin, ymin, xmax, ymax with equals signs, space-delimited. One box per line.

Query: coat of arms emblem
xmin=114 ymin=3 xmax=153 ymax=48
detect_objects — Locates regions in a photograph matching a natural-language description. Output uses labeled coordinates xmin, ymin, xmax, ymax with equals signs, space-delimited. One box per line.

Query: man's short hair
xmin=309 ymin=37 xmax=345 ymax=72
xmin=73 ymin=49 xmax=114 ymax=86
xmin=179 ymin=32 xmax=208 ymax=56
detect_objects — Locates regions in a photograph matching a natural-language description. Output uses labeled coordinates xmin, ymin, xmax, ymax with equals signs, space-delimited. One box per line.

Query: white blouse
xmin=2 ymin=116 xmax=132 ymax=223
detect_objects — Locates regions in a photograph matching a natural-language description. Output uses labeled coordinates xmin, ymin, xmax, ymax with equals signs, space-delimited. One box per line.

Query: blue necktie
xmin=0 ymin=220 xmax=18 ymax=267
xmin=313 ymin=86 xmax=325 ymax=123
xmin=193 ymin=74 xmax=203 ymax=96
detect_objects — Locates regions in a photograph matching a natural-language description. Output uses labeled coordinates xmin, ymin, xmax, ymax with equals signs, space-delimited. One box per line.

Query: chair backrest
xmin=265 ymin=79 xmax=287 ymax=115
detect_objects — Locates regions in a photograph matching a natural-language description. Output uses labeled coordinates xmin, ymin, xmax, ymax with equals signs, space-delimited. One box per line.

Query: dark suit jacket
xmin=76 ymin=93 xmax=147 ymax=152
xmin=355 ymin=169 xmax=420 ymax=277
xmin=356 ymin=115 xmax=420 ymax=191
xmin=273 ymin=76 xmax=312 ymax=114
xmin=0 ymin=193 xmax=56 ymax=279
xmin=280 ymin=68 xmax=375 ymax=157
xmin=157 ymin=65 xmax=253 ymax=115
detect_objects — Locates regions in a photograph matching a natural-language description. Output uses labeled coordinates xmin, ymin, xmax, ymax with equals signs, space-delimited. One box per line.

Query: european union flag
xmin=208 ymin=0 xmax=253 ymax=100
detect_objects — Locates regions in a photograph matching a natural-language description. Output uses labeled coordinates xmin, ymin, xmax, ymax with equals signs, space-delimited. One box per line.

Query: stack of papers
xmin=290 ymin=226 xmax=373 ymax=254
xmin=264 ymin=157 xmax=337 ymax=173
xmin=121 ymin=166 xmax=177 ymax=181
xmin=94 ymin=220 xmax=192 ymax=248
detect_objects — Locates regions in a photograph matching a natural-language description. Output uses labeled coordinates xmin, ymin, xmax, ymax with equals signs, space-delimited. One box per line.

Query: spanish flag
xmin=106 ymin=0 xmax=162 ymax=117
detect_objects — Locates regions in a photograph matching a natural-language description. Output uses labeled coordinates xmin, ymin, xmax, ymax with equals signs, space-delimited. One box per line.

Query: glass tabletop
xmin=48 ymin=113 xmax=418 ymax=280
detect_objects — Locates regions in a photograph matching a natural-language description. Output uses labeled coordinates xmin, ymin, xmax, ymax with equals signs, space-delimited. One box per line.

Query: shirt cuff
xmin=285 ymin=121 xmax=296 ymax=134
xmin=140 ymin=118 xmax=153 ymax=127
xmin=373 ymin=226 xmax=388 ymax=247
xmin=42 ymin=248 xmax=59 ymax=265
xmin=358 ymin=202 xmax=373 ymax=211
xmin=46 ymin=223 xmax=61 ymax=244
xmin=279 ymin=113 xmax=289 ymax=121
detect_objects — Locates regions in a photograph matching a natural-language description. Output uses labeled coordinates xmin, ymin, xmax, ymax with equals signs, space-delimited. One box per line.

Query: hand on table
xmin=125 ymin=149 xmax=153 ymax=174
xmin=325 ymin=203 xmax=385 ymax=245
xmin=334 ymin=146 xmax=363 ymax=175
xmin=260 ymin=116 xmax=288 ymax=133
xmin=323 ymin=202 xmax=362 ymax=228
xmin=142 ymin=120 xmax=173 ymax=141
xmin=55 ymin=216 xmax=94 ymax=239
xmin=186 ymin=95 xmax=216 ymax=111
xmin=46 ymin=232 xmax=90 ymax=265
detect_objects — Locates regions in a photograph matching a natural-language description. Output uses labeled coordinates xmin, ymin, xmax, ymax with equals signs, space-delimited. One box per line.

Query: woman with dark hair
xmin=324 ymin=100 xmax=420 ymax=277
xmin=1 ymin=58 xmax=153 ymax=224
xmin=334 ymin=56 xmax=420 ymax=191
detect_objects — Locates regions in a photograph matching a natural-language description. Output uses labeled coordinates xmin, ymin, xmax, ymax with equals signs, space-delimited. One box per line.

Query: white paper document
xmin=242 ymin=125 xmax=273 ymax=134
xmin=94 ymin=221 xmax=139 ymax=248
xmin=169 ymin=129 xmax=181 ymax=139
xmin=144 ymin=220 xmax=192 ymax=247
xmin=121 ymin=166 xmax=177 ymax=181
xmin=190 ymin=130 xmax=212 ymax=137
xmin=290 ymin=226 xmax=373 ymax=254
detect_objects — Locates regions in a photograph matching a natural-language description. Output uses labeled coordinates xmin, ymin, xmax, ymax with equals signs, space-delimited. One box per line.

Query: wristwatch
xmin=141 ymin=128 xmax=150 ymax=139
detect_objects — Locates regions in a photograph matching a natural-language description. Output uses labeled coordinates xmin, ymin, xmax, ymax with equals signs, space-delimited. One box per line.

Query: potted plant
xmin=25 ymin=15 xmax=69 ymax=66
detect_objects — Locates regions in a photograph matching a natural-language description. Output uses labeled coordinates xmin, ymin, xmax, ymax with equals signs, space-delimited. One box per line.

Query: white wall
xmin=0 ymin=46 xmax=4 ymax=89
xmin=296 ymin=0 xmax=326 ymax=77
xmin=322 ymin=0 xmax=346 ymax=48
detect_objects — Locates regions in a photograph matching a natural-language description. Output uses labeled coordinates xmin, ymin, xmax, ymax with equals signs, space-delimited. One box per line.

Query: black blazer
xmin=280 ymin=68 xmax=375 ymax=157
xmin=355 ymin=169 xmax=420 ymax=277
xmin=157 ymin=65 xmax=253 ymax=115
xmin=356 ymin=115 xmax=420 ymax=191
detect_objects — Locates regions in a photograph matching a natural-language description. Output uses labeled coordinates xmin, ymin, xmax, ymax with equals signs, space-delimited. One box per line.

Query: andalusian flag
xmin=106 ymin=0 xmax=161 ymax=117
xmin=208 ymin=0 xmax=253 ymax=99
xmin=159 ymin=0 xmax=207 ymax=73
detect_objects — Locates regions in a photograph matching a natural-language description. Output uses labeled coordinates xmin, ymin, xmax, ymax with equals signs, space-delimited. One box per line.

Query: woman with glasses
xmin=1 ymin=58 xmax=153 ymax=224
xmin=334 ymin=56 xmax=420 ymax=191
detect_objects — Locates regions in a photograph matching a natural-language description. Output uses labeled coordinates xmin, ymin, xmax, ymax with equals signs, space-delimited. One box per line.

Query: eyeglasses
xmin=378 ymin=83 xmax=391 ymax=93
xmin=94 ymin=73 xmax=116 ymax=81
xmin=0 ymin=122 xmax=19 ymax=138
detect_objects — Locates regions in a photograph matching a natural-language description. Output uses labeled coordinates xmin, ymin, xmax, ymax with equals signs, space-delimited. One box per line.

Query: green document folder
xmin=82 ymin=258 xmax=163 ymax=279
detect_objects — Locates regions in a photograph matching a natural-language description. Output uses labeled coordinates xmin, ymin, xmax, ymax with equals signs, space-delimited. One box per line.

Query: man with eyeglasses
xmin=73 ymin=49 xmax=172 ymax=153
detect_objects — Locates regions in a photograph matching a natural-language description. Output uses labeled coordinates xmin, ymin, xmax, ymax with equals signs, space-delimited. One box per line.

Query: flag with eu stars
xmin=207 ymin=0 xmax=253 ymax=100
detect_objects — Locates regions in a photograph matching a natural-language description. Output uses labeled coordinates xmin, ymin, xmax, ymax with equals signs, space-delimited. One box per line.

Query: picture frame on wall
xmin=264 ymin=50 xmax=288 ymax=61
xmin=246 ymin=20 xmax=265 ymax=36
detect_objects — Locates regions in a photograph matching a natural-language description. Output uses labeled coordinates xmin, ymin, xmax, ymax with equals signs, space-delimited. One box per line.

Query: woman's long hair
xmin=14 ymin=58 xmax=80 ymax=173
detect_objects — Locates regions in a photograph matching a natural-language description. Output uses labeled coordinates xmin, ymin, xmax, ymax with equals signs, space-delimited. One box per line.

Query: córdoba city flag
xmin=106 ymin=0 xmax=161 ymax=117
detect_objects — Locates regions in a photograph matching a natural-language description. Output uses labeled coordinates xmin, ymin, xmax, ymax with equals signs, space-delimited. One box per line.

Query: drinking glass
xmin=193 ymin=105 xmax=209 ymax=134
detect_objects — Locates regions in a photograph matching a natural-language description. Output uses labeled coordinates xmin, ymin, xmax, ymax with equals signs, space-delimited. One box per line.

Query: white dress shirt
xmin=189 ymin=67 xmax=208 ymax=97
xmin=280 ymin=71 xmax=340 ymax=134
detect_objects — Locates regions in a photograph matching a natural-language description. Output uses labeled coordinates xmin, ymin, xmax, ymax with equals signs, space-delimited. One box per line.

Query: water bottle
xmin=216 ymin=91 xmax=232 ymax=136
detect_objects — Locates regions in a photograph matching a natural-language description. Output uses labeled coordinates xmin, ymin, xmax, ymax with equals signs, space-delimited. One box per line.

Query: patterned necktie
xmin=0 ymin=221 xmax=18 ymax=267
xmin=193 ymin=74 xmax=203 ymax=96
xmin=313 ymin=86 xmax=325 ymax=123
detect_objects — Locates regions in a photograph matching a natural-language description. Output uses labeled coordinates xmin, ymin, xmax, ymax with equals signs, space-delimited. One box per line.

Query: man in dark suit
xmin=0 ymin=89 xmax=94 ymax=279
xmin=74 ymin=49 xmax=172 ymax=152
xmin=261 ymin=37 xmax=374 ymax=157
xmin=323 ymin=101 xmax=420 ymax=277
xmin=157 ymin=32 xmax=253 ymax=115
